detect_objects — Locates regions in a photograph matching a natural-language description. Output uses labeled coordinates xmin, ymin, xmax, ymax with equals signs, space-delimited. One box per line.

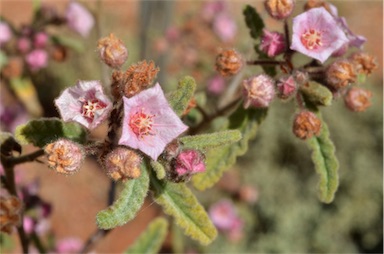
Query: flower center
xmin=301 ymin=29 xmax=323 ymax=50
xmin=81 ymin=99 xmax=106 ymax=121
xmin=129 ymin=109 xmax=155 ymax=139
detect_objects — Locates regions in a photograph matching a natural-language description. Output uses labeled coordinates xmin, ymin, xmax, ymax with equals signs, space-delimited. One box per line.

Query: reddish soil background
xmin=1 ymin=0 xmax=382 ymax=253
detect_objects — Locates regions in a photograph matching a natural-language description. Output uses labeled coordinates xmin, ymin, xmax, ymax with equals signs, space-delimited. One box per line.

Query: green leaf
xmin=150 ymin=160 xmax=166 ymax=180
xmin=51 ymin=35 xmax=85 ymax=52
xmin=179 ymin=130 xmax=242 ymax=151
xmin=125 ymin=217 xmax=168 ymax=254
xmin=167 ymin=76 xmax=196 ymax=117
xmin=307 ymin=118 xmax=339 ymax=203
xmin=96 ymin=163 xmax=149 ymax=229
xmin=150 ymin=174 xmax=217 ymax=245
xmin=193 ymin=107 xmax=267 ymax=190
xmin=15 ymin=118 xmax=87 ymax=148
xmin=243 ymin=5 xmax=265 ymax=39
xmin=300 ymin=81 xmax=333 ymax=106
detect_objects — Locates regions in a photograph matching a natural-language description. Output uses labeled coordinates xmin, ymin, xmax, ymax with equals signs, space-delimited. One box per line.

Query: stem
xmin=195 ymin=105 xmax=209 ymax=121
xmin=246 ymin=60 xmax=285 ymax=66
xmin=3 ymin=149 xmax=45 ymax=166
xmin=283 ymin=20 xmax=294 ymax=73
xmin=31 ymin=231 xmax=46 ymax=253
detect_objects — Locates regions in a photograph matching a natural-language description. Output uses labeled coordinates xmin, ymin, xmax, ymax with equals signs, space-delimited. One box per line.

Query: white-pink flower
xmin=119 ymin=83 xmax=188 ymax=160
xmin=55 ymin=80 xmax=112 ymax=130
xmin=0 ymin=21 xmax=12 ymax=46
xmin=25 ymin=49 xmax=48 ymax=71
xmin=66 ymin=1 xmax=94 ymax=37
xmin=290 ymin=7 xmax=348 ymax=63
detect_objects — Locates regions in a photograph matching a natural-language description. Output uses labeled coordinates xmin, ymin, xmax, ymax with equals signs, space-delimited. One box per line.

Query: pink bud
xmin=23 ymin=216 xmax=35 ymax=234
xmin=25 ymin=49 xmax=48 ymax=71
xmin=17 ymin=37 xmax=31 ymax=53
xmin=213 ymin=13 xmax=237 ymax=42
xmin=264 ymin=0 xmax=295 ymax=20
xmin=97 ymin=33 xmax=128 ymax=68
xmin=276 ymin=75 xmax=297 ymax=100
xmin=174 ymin=150 xmax=206 ymax=176
xmin=207 ymin=75 xmax=226 ymax=95
xmin=259 ymin=29 xmax=286 ymax=57
xmin=33 ymin=32 xmax=49 ymax=48
xmin=0 ymin=22 xmax=12 ymax=46
xmin=66 ymin=1 xmax=94 ymax=37
xmin=344 ymin=87 xmax=372 ymax=112
xmin=56 ymin=238 xmax=83 ymax=253
xmin=242 ymin=74 xmax=275 ymax=108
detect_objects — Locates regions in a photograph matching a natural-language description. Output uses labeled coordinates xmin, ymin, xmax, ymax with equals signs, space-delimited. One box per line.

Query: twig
xmin=195 ymin=105 xmax=209 ymax=121
xmin=31 ymin=231 xmax=46 ymax=253
xmin=246 ymin=60 xmax=285 ymax=66
xmin=3 ymin=149 xmax=45 ymax=166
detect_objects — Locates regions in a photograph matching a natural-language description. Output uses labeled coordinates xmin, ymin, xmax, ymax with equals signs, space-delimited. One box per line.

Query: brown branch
xmin=246 ymin=60 xmax=285 ymax=66
xmin=4 ymin=149 xmax=45 ymax=166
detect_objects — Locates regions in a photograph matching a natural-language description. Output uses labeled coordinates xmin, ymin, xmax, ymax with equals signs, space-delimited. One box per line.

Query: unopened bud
xmin=51 ymin=45 xmax=67 ymax=62
xmin=215 ymin=49 xmax=243 ymax=77
xmin=97 ymin=33 xmax=128 ymax=68
xmin=276 ymin=75 xmax=296 ymax=100
xmin=344 ymin=87 xmax=372 ymax=112
xmin=304 ymin=0 xmax=334 ymax=14
xmin=293 ymin=70 xmax=309 ymax=86
xmin=238 ymin=185 xmax=259 ymax=204
xmin=293 ymin=111 xmax=322 ymax=140
xmin=104 ymin=147 xmax=142 ymax=181
xmin=348 ymin=52 xmax=377 ymax=75
xmin=264 ymin=0 xmax=295 ymax=20
xmin=44 ymin=139 xmax=84 ymax=175
xmin=326 ymin=59 xmax=356 ymax=90
xmin=0 ymin=193 xmax=22 ymax=234
xmin=259 ymin=29 xmax=286 ymax=57
xmin=168 ymin=150 xmax=205 ymax=183
xmin=242 ymin=74 xmax=275 ymax=108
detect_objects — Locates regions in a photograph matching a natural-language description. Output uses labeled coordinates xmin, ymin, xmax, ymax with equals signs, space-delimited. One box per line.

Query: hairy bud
xmin=104 ymin=147 xmax=142 ymax=181
xmin=348 ymin=52 xmax=377 ymax=75
xmin=0 ymin=193 xmax=22 ymax=234
xmin=259 ymin=29 xmax=286 ymax=57
xmin=344 ymin=87 xmax=372 ymax=112
xmin=326 ymin=59 xmax=356 ymax=90
xmin=293 ymin=111 xmax=322 ymax=140
xmin=242 ymin=74 xmax=275 ymax=108
xmin=264 ymin=0 xmax=295 ymax=20
xmin=304 ymin=0 xmax=334 ymax=13
xmin=215 ymin=49 xmax=243 ymax=77
xmin=168 ymin=149 xmax=206 ymax=183
xmin=97 ymin=33 xmax=128 ymax=68
xmin=44 ymin=139 xmax=84 ymax=175
xmin=276 ymin=75 xmax=297 ymax=100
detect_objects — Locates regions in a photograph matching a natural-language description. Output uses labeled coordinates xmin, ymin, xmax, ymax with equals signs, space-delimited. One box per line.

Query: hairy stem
xmin=3 ymin=149 xmax=45 ymax=166
xmin=246 ymin=60 xmax=285 ymax=66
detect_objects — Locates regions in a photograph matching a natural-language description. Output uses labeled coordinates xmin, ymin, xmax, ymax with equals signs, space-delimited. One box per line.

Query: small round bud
xmin=259 ymin=29 xmax=286 ymax=57
xmin=348 ymin=52 xmax=377 ymax=75
xmin=44 ymin=139 xmax=84 ymax=175
xmin=0 ymin=193 xmax=22 ymax=234
xmin=242 ymin=74 xmax=275 ymax=108
xmin=33 ymin=32 xmax=49 ymax=48
xmin=238 ymin=185 xmax=259 ymax=204
xmin=292 ymin=111 xmax=322 ymax=140
xmin=326 ymin=59 xmax=356 ymax=90
xmin=304 ymin=0 xmax=334 ymax=13
xmin=276 ymin=75 xmax=297 ymax=100
xmin=264 ymin=0 xmax=295 ymax=20
xmin=17 ymin=37 xmax=31 ymax=54
xmin=168 ymin=149 xmax=206 ymax=183
xmin=215 ymin=49 xmax=243 ymax=77
xmin=293 ymin=70 xmax=309 ymax=86
xmin=344 ymin=87 xmax=372 ymax=112
xmin=51 ymin=45 xmax=67 ymax=62
xmin=97 ymin=33 xmax=128 ymax=68
xmin=104 ymin=147 xmax=142 ymax=181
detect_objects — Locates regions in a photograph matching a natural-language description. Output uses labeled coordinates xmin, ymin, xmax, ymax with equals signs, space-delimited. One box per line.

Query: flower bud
xmin=238 ymin=185 xmax=259 ymax=204
xmin=0 ymin=193 xmax=22 ymax=234
xmin=348 ymin=52 xmax=377 ymax=75
xmin=304 ymin=0 xmax=334 ymax=14
xmin=215 ymin=49 xmax=243 ymax=77
xmin=51 ymin=45 xmax=67 ymax=62
xmin=168 ymin=150 xmax=205 ymax=183
xmin=242 ymin=74 xmax=275 ymax=108
xmin=276 ymin=75 xmax=297 ymax=100
xmin=33 ymin=32 xmax=49 ymax=48
xmin=326 ymin=59 xmax=356 ymax=90
xmin=292 ymin=111 xmax=322 ymax=140
xmin=207 ymin=75 xmax=226 ymax=95
xmin=25 ymin=49 xmax=48 ymax=72
xmin=17 ymin=37 xmax=31 ymax=54
xmin=344 ymin=87 xmax=372 ymax=112
xmin=104 ymin=147 xmax=142 ymax=181
xmin=0 ymin=21 xmax=12 ymax=46
xmin=264 ymin=0 xmax=295 ymax=20
xmin=44 ymin=139 xmax=84 ymax=175
xmin=259 ymin=29 xmax=286 ymax=57
xmin=293 ymin=70 xmax=309 ymax=86
xmin=97 ymin=33 xmax=128 ymax=69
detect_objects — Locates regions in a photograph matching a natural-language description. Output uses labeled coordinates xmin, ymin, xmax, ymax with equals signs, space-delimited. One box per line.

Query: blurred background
xmin=0 ymin=0 xmax=382 ymax=253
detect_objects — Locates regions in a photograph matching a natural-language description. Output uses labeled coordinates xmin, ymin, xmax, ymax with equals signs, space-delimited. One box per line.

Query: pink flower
xmin=55 ymin=80 xmax=112 ymax=130
xmin=207 ymin=75 xmax=226 ymax=95
xmin=259 ymin=29 xmax=286 ymax=57
xmin=23 ymin=216 xmax=35 ymax=234
xmin=25 ymin=49 xmax=48 ymax=71
xmin=17 ymin=37 xmax=31 ymax=53
xmin=290 ymin=7 xmax=348 ymax=63
xmin=66 ymin=1 xmax=94 ymax=37
xmin=33 ymin=32 xmax=49 ymax=48
xmin=119 ymin=83 xmax=188 ymax=160
xmin=209 ymin=200 xmax=243 ymax=234
xmin=174 ymin=150 xmax=206 ymax=176
xmin=276 ymin=75 xmax=297 ymax=99
xmin=335 ymin=17 xmax=366 ymax=49
xmin=0 ymin=22 xmax=12 ymax=46
xmin=56 ymin=237 xmax=83 ymax=253
xmin=213 ymin=13 xmax=237 ymax=42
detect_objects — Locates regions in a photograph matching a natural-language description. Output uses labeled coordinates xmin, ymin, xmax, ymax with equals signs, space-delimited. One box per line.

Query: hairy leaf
xmin=307 ymin=118 xmax=339 ymax=203
xmin=96 ymin=164 xmax=149 ymax=229
xmin=300 ymin=81 xmax=333 ymax=106
xmin=15 ymin=118 xmax=87 ymax=148
xmin=150 ymin=160 xmax=166 ymax=180
xmin=125 ymin=217 xmax=168 ymax=254
xmin=243 ymin=5 xmax=265 ymax=39
xmin=179 ymin=130 xmax=242 ymax=151
xmin=193 ymin=107 xmax=267 ymax=190
xmin=150 ymin=175 xmax=217 ymax=245
xmin=167 ymin=76 xmax=196 ymax=117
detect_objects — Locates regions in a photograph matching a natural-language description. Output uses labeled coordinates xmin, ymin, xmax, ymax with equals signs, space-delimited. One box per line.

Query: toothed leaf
xmin=179 ymin=130 xmax=242 ymax=151
xmin=243 ymin=5 xmax=265 ymax=39
xmin=167 ymin=76 xmax=196 ymax=117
